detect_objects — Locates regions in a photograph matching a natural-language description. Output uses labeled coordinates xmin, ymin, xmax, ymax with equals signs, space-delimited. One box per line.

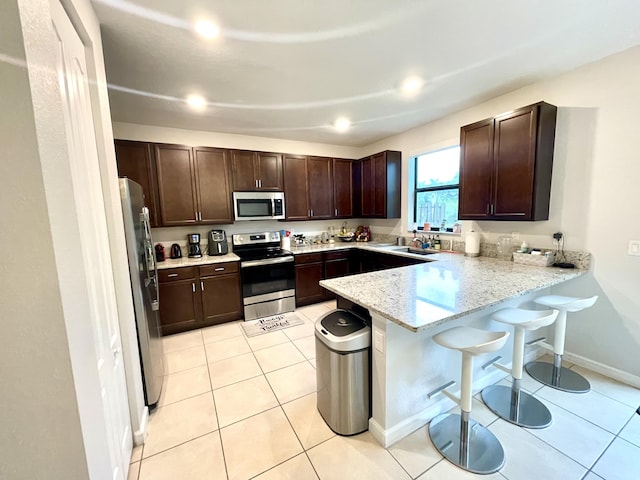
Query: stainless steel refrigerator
xmin=119 ymin=178 xmax=164 ymax=408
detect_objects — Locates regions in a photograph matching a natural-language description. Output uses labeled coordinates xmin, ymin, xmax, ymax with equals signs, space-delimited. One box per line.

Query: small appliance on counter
xmin=170 ymin=243 xmax=182 ymax=259
xmin=187 ymin=233 xmax=202 ymax=258
xmin=154 ymin=243 xmax=165 ymax=262
xmin=208 ymin=229 xmax=228 ymax=256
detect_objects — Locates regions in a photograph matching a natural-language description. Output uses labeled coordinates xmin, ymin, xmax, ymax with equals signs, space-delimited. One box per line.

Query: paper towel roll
xmin=465 ymin=230 xmax=480 ymax=257
xmin=281 ymin=236 xmax=291 ymax=250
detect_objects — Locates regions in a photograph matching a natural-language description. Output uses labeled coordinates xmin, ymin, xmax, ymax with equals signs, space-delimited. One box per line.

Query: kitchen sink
xmin=391 ymin=247 xmax=437 ymax=256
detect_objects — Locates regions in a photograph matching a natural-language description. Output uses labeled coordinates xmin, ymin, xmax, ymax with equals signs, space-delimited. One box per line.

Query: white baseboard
xmin=538 ymin=342 xmax=640 ymax=389
xmin=133 ymin=406 xmax=149 ymax=445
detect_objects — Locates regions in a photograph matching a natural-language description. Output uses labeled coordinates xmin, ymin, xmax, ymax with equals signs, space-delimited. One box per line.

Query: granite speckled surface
xmin=156 ymin=253 xmax=239 ymax=270
xmin=319 ymin=253 xmax=586 ymax=332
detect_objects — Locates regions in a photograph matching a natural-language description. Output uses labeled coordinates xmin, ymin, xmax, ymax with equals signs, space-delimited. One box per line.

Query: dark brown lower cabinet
xmin=294 ymin=248 xmax=426 ymax=307
xmin=295 ymin=253 xmax=325 ymax=307
xmin=158 ymin=262 xmax=242 ymax=335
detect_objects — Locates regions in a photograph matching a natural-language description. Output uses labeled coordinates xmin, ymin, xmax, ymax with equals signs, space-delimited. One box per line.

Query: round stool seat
xmin=534 ymin=295 xmax=598 ymax=312
xmin=492 ymin=308 xmax=558 ymax=330
xmin=433 ymin=326 xmax=510 ymax=356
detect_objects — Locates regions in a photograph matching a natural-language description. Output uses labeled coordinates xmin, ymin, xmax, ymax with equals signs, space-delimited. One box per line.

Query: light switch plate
xmin=629 ymin=240 xmax=640 ymax=256
xmin=374 ymin=330 xmax=385 ymax=353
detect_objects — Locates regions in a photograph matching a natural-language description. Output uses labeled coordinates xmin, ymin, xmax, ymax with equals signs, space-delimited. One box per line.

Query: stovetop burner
xmin=232 ymin=231 xmax=293 ymax=262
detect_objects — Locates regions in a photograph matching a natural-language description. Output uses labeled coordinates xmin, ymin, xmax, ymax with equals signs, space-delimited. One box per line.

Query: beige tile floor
xmin=128 ymin=301 xmax=640 ymax=480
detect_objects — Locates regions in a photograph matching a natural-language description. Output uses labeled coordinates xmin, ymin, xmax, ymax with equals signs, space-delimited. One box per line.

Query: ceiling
xmin=93 ymin=0 xmax=640 ymax=147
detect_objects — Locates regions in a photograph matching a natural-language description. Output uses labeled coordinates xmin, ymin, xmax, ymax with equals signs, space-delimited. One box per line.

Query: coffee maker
xmin=208 ymin=230 xmax=228 ymax=256
xmin=187 ymin=233 xmax=202 ymax=258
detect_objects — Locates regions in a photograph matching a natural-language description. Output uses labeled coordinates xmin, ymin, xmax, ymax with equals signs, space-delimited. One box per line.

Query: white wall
xmin=0 ymin=1 xmax=89 ymax=478
xmin=365 ymin=46 xmax=640 ymax=377
xmin=1 ymin=0 xmax=143 ymax=476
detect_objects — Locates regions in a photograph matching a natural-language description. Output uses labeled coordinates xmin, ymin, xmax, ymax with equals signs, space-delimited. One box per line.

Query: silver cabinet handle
xmin=214 ymin=267 xmax=224 ymax=271
xmin=192 ymin=282 xmax=196 ymax=293
xmin=255 ymin=179 xmax=259 ymax=188
xmin=151 ymin=300 xmax=159 ymax=311
xmin=200 ymin=281 xmax=204 ymax=291
xmin=258 ymin=179 xmax=262 ymax=188
xmin=167 ymin=273 xmax=178 ymax=278
xmin=335 ymin=208 xmax=338 ymax=216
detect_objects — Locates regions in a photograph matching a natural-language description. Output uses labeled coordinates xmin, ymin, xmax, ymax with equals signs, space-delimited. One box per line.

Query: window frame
xmin=413 ymin=145 xmax=460 ymax=227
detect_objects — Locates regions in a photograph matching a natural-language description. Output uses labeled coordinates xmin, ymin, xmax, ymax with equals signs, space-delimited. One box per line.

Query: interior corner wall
xmin=0 ymin=0 xmax=89 ymax=478
xmin=365 ymin=46 xmax=640 ymax=377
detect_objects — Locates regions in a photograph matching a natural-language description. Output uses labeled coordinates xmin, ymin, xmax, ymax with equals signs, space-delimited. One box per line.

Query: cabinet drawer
xmin=158 ymin=267 xmax=196 ymax=282
xmin=199 ymin=262 xmax=239 ymax=277
xmin=295 ymin=253 xmax=323 ymax=264
xmin=324 ymin=249 xmax=350 ymax=261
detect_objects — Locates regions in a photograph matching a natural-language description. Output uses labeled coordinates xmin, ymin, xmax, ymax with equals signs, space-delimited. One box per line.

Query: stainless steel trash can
xmin=315 ymin=309 xmax=371 ymax=435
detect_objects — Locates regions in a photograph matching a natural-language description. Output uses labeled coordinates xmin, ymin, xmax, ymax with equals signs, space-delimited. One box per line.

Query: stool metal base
xmin=429 ymin=413 xmax=505 ymax=475
xmin=481 ymin=384 xmax=552 ymax=428
xmin=525 ymin=360 xmax=590 ymax=393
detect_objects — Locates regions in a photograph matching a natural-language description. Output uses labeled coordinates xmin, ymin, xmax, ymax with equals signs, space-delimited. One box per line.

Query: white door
xmin=50 ymin=1 xmax=131 ymax=478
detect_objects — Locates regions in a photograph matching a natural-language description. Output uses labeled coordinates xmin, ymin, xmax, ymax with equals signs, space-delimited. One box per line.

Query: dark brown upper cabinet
xmin=332 ymin=158 xmax=355 ymax=218
xmin=458 ymin=102 xmax=557 ymax=221
xmin=283 ymin=155 xmax=333 ymax=220
xmin=154 ymin=144 xmax=233 ymax=226
xmin=359 ymin=150 xmax=401 ymax=218
xmin=114 ymin=140 xmax=161 ymax=226
xmin=230 ymin=150 xmax=283 ymax=191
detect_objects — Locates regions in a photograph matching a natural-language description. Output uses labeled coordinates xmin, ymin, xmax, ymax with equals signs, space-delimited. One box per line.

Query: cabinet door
xmin=372 ymin=152 xmax=387 ymax=217
xmin=158 ymin=280 xmax=199 ymax=335
xmin=114 ymin=140 xmax=161 ymax=227
xmin=283 ymin=154 xmax=310 ymax=220
xmin=458 ymin=119 xmax=494 ymax=220
xmin=200 ymin=274 xmax=242 ymax=326
xmin=193 ymin=147 xmax=233 ymax=224
xmin=333 ymin=159 xmax=353 ymax=218
xmin=307 ymin=156 xmax=333 ymax=219
xmin=256 ymin=152 xmax=283 ymax=191
xmin=493 ymin=106 xmax=536 ymax=219
xmin=230 ymin=150 xmax=257 ymax=191
xmin=155 ymin=144 xmax=197 ymax=226
xmin=295 ymin=262 xmax=325 ymax=306
xmin=361 ymin=156 xmax=374 ymax=216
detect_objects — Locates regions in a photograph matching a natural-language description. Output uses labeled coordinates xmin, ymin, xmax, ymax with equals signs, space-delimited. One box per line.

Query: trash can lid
xmin=315 ymin=309 xmax=371 ymax=352
xmin=320 ymin=310 xmax=367 ymax=337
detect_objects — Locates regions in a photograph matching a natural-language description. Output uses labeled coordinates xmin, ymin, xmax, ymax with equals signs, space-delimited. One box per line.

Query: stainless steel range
xmin=232 ymin=231 xmax=295 ymax=321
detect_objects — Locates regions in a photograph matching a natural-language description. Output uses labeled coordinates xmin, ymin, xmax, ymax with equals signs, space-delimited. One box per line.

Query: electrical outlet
xmin=553 ymin=232 xmax=563 ymax=241
xmin=629 ymin=240 xmax=640 ymax=256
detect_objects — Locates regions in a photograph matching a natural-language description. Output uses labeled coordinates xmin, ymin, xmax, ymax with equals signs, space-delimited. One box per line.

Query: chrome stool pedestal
xmin=525 ymin=295 xmax=597 ymax=393
xmin=428 ymin=326 xmax=510 ymax=475
xmin=482 ymin=308 xmax=558 ymax=429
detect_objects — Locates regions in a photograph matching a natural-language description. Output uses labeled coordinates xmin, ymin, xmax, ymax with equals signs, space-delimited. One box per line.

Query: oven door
xmin=240 ymin=257 xmax=295 ymax=301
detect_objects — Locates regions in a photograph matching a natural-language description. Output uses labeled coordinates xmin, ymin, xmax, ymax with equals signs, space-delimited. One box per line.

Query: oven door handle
xmin=241 ymin=256 xmax=294 ymax=268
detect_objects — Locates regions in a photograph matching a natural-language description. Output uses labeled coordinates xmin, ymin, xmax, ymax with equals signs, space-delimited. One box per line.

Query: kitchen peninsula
xmin=320 ymin=253 xmax=586 ymax=447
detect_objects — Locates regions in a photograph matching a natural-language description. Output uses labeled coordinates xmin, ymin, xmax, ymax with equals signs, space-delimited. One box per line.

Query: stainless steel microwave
xmin=233 ymin=191 xmax=285 ymax=221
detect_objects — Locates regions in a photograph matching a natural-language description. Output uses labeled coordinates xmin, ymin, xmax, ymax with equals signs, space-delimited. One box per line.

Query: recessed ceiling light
xmin=399 ymin=76 xmax=424 ymax=96
xmin=334 ymin=117 xmax=351 ymax=132
xmin=194 ymin=19 xmax=220 ymax=39
xmin=186 ymin=94 xmax=207 ymax=111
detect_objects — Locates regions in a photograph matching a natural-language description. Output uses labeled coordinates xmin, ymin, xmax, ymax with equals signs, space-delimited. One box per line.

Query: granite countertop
xmin=319 ymin=253 xmax=586 ymax=332
xmin=156 ymin=253 xmax=240 ymax=270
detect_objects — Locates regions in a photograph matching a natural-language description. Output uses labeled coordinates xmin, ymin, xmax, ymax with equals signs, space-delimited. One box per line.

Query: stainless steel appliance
xmin=208 ymin=229 xmax=228 ymax=256
xmin=187 ymin=233 xmax=202 ymax=258
xmin=232 ymin=231 xmax=295 ymax=320
xmin=233 ymin=191 xmax=285 ymax=221
xmin=119 ymin=178 xmax=164 ymax=408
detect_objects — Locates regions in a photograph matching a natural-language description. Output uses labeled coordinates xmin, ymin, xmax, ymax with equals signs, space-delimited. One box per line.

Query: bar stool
xmin=525 ymin=295 xmax=598 ymax=393
xmin=481 ymin=308 xmax=559 ymax=428
xmin=428 ymin=326 xmax=510 ymax=475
